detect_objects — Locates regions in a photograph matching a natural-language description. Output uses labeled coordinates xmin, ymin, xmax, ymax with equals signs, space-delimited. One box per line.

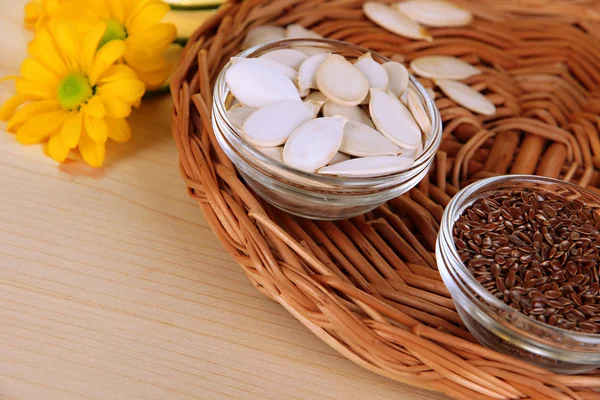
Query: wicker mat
xmin=171 ymin=1 xmax=600 ymax=398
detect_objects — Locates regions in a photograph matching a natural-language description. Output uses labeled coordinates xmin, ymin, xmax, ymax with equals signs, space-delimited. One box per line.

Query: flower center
xmin=98 ymin=19 xmax=127 ymax=48
xmin=57 ymin=72 xmax=93 ymax=110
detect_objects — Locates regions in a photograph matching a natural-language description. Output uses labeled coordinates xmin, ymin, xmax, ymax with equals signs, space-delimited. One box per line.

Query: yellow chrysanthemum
xmin=0 ymin=23 xmax=145 ymax=167
xmin=25 ymin=0 xmax=177 ymax=90
xmin=24 ymin=0 xmax=71 ymax=30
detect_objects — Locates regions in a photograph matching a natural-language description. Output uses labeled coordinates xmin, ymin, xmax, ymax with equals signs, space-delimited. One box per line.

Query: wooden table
xmin=0 ymin=2 xmax=445 ymax=399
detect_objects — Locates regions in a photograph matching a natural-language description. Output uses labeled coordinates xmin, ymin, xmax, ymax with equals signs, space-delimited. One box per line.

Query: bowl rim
xmin=212 ymin=37 xmax=443 ymax=189
xmin=439 ymin=174 xmax=600 ymax=346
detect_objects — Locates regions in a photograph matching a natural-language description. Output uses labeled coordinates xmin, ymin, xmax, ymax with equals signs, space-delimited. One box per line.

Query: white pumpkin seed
xmin=328 ymin=152 xmax=352 ymax=165
xmin=316 ymin=54 xmax=369 ymax=106
xmin=435 ymin=79 xmax=496 ymax=115
xmin=426 ymin=87 xmax=436 ymax=99
xmin=257 ymin=146 xmax=284 ymax=163
xmin=227 ymin=104 xmax=256 ymax=129
xmin=363 ymin=2 xmax=432 ymax=41
xmin=283 ymin=117 xmax=346 ymax=173
xmin=297 ymin=53 xmax=328 ymax=93
xmin=303 ymin=92 xmax=326 ymax=115
xmin=231 ymin=57 xmax=298 ymax=81
xmin=370 ymin=88 xmax=421 ymax=149
xmin=410 ymin=55 xmax=481 ymax=80
xmin=242 ymin=100 xmax=316 ymax=147
xmin=383 ymin=61 xmax=409 ymax=97
xmin=406 ymin=89 xmax=431 ymax=135
xmin=354 ymin=52 xmax=389 ymax=91
xmin=318 ymin=155 xmax=414 ymax=177
xmin=242 ymin=25 xmax=286 ymax=49
xmin=298 ymin=87 xmax=311 ymax=97
xmin=286 ymin=24 xmax=323 ymax=39
xmin=260 ymin=49 xmax=308 ymax=70
xmin=322 ymin=99 xmax=375 ymax=128
xmin=303 ymin=100 xmax=323 ymax=118
xmin=226 ymin=60 xmax=301 ymax=108
xmin=394 ymin=0 xmax=472 ymax=27
xmin=401 ymin=88 xmax=411 ymax=104
xmin=304 ymin=90 xmax=327 ymax=105
xmin=400 ymin=139 xmax=423 ymax=160
xmin=340 ymin=120 xmax=401 ymax=157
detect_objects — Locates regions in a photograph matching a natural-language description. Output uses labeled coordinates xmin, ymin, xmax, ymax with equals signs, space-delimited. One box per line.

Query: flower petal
xmin=99 ymin=95 xmax=132 ymax=118
xmin=105 ymin=0 xmax=125 ymax=22
xmin=27 ymin=29 xmax=68 ymax=77
xmin=7 ymin=99 xmax=61 ymax=131
xmin=131 ymin=67 xmax=170 ymax=90
xmin=97 ymin=79 xmax=145 ymax=104
xmin=20 ymin=58 xmax=59 ymax=85
xmin=52 ymin=24 xmax=82 ymax=71
xmin=127 ymin=1 xmax=170 ymax=34
xmin=79 ymin=131 xmax=105 ymax=167
xmin=83 ymin=22 xmax=108 ymax=71
xmin=0 ymin=94 xmax=32 ymax=121
xmin=81 ymin=95 xmax=105 ymax=118
xmin=61 ymin=111 xmax=83 ymax=148
xmin=24 ymin=0 xmax=44 ymax=30
xmin=16 ymin=109 xmax=68 ymax=144
xmin=15 ymin=78 xmax=56 ymax=100
xmin=96 ymin=65 xmax=138 ymax=85
xmin=47 ymin=132 xmax=70 ymax=162
xmin=83 ymin=113 xmax=108 ymax=143
xmin=106 ymin=117 xmax=131 ymax=142
xmin=89 ymin=39 xmax=126 ymax=85
xmin=126 ymin=23 xmax=176 ymax=52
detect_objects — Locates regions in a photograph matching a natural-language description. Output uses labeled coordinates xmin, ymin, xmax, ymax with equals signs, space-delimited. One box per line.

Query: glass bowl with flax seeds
xmin=437 ymin=175 xmax=600 ymax=373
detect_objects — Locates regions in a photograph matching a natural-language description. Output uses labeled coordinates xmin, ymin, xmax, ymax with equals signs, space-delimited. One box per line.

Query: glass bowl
xmin=437 ymin=175 xmax=600 ymax=373
xmin=212 ymin=38 xmax=442 ymax=220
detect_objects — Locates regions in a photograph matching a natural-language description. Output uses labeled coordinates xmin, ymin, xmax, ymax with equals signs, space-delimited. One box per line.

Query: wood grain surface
xmin=0 ymin=1 xmax=445 ymax=398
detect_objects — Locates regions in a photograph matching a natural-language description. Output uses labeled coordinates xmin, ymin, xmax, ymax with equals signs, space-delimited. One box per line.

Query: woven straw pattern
xmin=171 ymin=1 xmax=600 ymax=398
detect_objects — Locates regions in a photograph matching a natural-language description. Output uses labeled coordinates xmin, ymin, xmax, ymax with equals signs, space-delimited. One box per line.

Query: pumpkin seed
xmin=286 ymin=24 xmax=323 ymax=39
xmin=242 ymin=100 xmax=317 ymax=147
xmin=297 ymin=53 xmax=329 ymax=93
xmin=399 ymin=139 xmax=423 ymax=160
xmin=354 ymin=52 xmax=389 ymax=91
xmin=260 ymin=49 xmax=308 ymax=70
xmin=226 ymin=59 xmax=301 ymax=108
xmin=369 ymin=88 xmax=421 ymax=149
xmin=257 ymin=146 xmax=284 ymax=163
xmin=340 ymin=120 xmax=401 ymax=157
xmin=231 ymin=57 xmax=298 ymax=81
xmin=318 ymin=155 xmax=414 ymax=177
xmin=406 ymin=88 xmax=431 ymax=135
xmin=394 ymin=0 xmax=473 ymax=27
xmin=322 ymin=99 xmax=375 ymax=128
xmin=383 ymin=61 xmax=409 ymax=97
xmin=328 ymin=152 xmax=352 ymax=165
xmin=227 ymin=104 xmax=256 ymax=129
xmin=316 ymin=54 xmax=369 ymax=106
xmin=304 ymin=91 xmax=327 ymax=114
xmin=363 ymin=2 xmax=432 ymax=41
xmin=410 ymin=55 xmax=481 ymax=80
xmin=304 ymin=91 xmax=327 ymax=104
xmin=283 ymin=117 xmax=346 ymax=173
xmin=242 ymin=25 xmax=286 ymax=49
xmin=435 ymin=79 xmax=496 ymax=115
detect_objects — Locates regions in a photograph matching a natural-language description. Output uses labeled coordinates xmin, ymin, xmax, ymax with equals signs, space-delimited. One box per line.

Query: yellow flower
xmin=0 ymin=23 xmax=145 ymax=167
xmin=25 ymin=0 xmax=177 ymax=90
xmin=25 ymin=0 xmax=91 ymax=32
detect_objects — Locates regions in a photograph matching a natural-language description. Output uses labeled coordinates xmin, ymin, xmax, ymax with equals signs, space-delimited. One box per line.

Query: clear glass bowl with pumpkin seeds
xmin=212 ymin=38 xmax=442 ymax=220
xmin=437 ymin=175 xmax=600 ymax=373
